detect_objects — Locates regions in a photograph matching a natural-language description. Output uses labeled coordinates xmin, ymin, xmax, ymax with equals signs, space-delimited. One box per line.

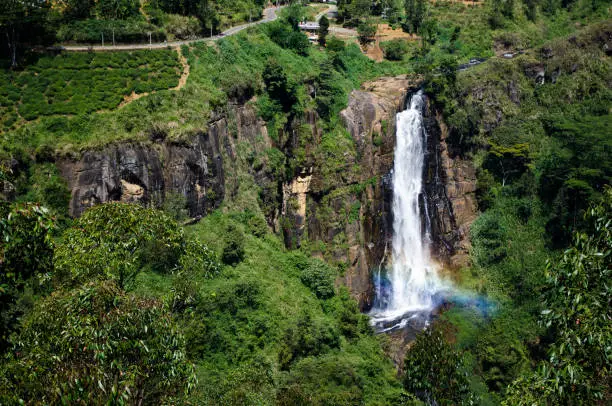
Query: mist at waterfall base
xmin=369 ymin=90 xmax=495 ymax=333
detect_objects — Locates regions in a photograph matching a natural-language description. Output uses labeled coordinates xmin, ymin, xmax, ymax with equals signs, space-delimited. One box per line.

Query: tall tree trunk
xmin=6 ymin=28 xmax=18 ymax=68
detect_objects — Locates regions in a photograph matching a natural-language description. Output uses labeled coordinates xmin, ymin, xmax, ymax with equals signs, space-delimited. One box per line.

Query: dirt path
xmin=117 ymin=46 xmax=189 ymax=109
xmin=173 ymin=46 xmax=190 ymax=90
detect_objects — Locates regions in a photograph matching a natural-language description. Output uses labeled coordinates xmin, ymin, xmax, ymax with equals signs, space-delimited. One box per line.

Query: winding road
xmin=56 ymin=6 xmax=284 ymax=52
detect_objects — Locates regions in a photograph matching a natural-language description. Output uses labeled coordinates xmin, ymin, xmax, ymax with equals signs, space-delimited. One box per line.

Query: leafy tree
xmin=284 ymin=3 xmax=304 ymax=31
xmin=357 ymin=20 xmax=377 ymax=45
xmin=484 ymin=142 xmax=530 ymax=187
xmin=382 ymin=0 xmax=403 ymax=23
xmin=350 ymin=0 xmax=373 ymax=21
xmin=470 ymin=211 xmax=508 ymax=267
xmin=488 ymin=0 xmax=506 ymax=28
xmin=504 ymin=188 xmax=611 ymax=404
xmin=247 ymin=214 xmax=268 ymax=237
xmin=326 ymin=36 xmax=346 ymax=53
xmin=403 ymin=326 xmax=475 ymax=405
xmin=278 ymin=312 xmax=341 ymax=370
xmin=298 ymin=258 xmax=336 ymax=300
xmin=0 ymin=203 xmax=54 ymax=287
xmin=95 ymin=0 xmax=139 ymax=19
xmin=0 ymin=203 xmax=55 ymax=351
xmin=262 ymin=58 xmax=299 ymax=113
xmin=538 ymin=114 xmax=610 ymax=247
xmin=419 ymin=17 xmax=438 ymax=48
xmin=221 ymin=223 xmax=245 ymax=266
xmin=0 ymin=280 xmax=196 ymax=405
xmin=523 ymin=0 xmax=538 ymax=21
xmin=266 ymin=21 xmax=310 ymax=56
xmin=502 ymin=0 xmax=515 ymax=18
xmin=59 ymin=0 xmax=96 ymax=19
xmin=381 ymin=39 xmax=409 ymax=60
xmin=315 ymin=59 xmax=345 ymax=120
xmin=197 ymin=0 xmax=220 ymax=36
xmin=0 ymin=0 xmax=50 ymax=67
xmin=318 ymin=15 xmax=330 ymax=46
xmin=54 ymin=203 xmax=184 ymax=289
xmin=171 ymin=238 xmax=221 ymax=312
xmin=542 ymin=0 xmax=560 ymax=14
xmin=26 ymin=163 xmax=71 ymax=217
xmin=403 ymin=0 xmax=426 ymax=33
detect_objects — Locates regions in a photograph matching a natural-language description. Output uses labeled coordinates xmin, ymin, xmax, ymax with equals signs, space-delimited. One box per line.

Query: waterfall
xmin=370 ymin=90 xmax=443 ymax=331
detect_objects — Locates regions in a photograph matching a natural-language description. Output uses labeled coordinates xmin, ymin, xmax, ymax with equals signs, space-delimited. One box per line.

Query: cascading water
xmin=370 ymin=90 xmax=445 ymax=332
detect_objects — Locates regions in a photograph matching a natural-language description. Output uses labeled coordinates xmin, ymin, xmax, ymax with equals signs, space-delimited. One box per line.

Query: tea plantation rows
xmin=0 ymin=50 xmax=181 ymax=130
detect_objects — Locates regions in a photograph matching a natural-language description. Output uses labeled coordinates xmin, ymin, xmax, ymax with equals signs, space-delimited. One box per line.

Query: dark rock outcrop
xmin=58 ymin=132 xmax=225 ymax=218
xmin=423 ymin=105 xmax=478 ymax=269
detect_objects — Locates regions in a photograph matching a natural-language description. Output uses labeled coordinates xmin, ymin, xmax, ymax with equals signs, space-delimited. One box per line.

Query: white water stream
xmin=370 ymin=90 xmax=445 ymax=331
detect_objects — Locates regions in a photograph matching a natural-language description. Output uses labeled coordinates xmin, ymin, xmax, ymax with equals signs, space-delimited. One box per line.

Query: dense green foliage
xmin=0 ymin=203 xmax=55 ymax=351
xmin=54 ymin=203 xmax=185 ymax=288
xmin=0 ymin=49 xmax=180 ymax=129
xmin=381 ymin=39 xmax=410 ymax=60
xmin=505 ymin=189 xmax=611 ymax=404
xmin=0 ymin=280 xmax=195 ymax=405
xmin=404 ymin=326 xmax=474 ymax=405
xmin=0 ymin=0 xmax=283 ymax=56
xmin=0 ymin=198 xmax=407 ymax=404
xmin=414 ymin=1 xmax=611 ymax=403
xmin=177 ymin=212 xmax=406 ymax=404
xmin=1 ymin=0 xmax=610 ymax=404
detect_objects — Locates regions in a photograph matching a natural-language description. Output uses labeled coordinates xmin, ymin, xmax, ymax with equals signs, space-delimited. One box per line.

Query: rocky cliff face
xmin=285 ymin=76 xmax=421 ymax=310
xmin=58 ymin=103 xmax=271 ymax=219
xmin=57 ymin=75 xmax=477 ymax=310
xmin=423 ymin=104 xmax=478 ymax=269
xmin=58 ymin=133 xmax=224 ymax=218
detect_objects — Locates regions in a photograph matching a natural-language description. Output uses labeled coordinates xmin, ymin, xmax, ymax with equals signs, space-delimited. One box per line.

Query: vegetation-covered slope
xmin=0 ymin=0 xmax=610 ymax=405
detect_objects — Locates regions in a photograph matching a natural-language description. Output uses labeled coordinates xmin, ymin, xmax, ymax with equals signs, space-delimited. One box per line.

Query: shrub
xmin=278 ymin=312 xmax=341 ymax=370
xmin=266 ymin=21 xmax=310 ymax=56
xmin=221 ymin=223 xmax=245 ymax=266
xmin=247 ymin=215 xmax=268 ymax=238
xmin=27 ymin=164 xmax=70 ymax=216
xmin=0 ymin=203 xmax=55 ymax=351
xmin=162 ymin=192 xmax=189 ymax=221
xmin=381 ymin=39 xmax=409 ymax=61
xmin=325 ymin=288 xmax=371 ymax=339
xmin=357 ymin=21 xmax=377 ymax=45
xmin=171 ymin=238 xmax=220 ymax=312
xmin=299 ymin=258 xmax=336 ymax=300
xmin=326 ymin=36 xmax=346 ymax=53
xmin=0 ymin=203 xmax=55 ymax=287
xmin=505 ymin=190 xmax=612 ymax=404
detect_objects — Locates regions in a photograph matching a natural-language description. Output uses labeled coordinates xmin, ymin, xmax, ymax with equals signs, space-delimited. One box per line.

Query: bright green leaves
xmin=221 ymin=223 xmax=246 ymax=266
xmin=484 ymin=142 xmax=531 ymax=186
xmin=403 ymin=326 xmax=476 ymax=405
xmin=296 ymin=257 xmax=336 ymax=300
xmin=0 ymin=202 xmax=56 ymax=350
xmin=54 ymin=202 xmax=184 ymax=289
xmin=505 ymin=188 xmax=611 ymax=404
xmin=0 ymin=203 xmax=55 ymax=289
xmin=0 ymin=280 xmax=195 ymax=405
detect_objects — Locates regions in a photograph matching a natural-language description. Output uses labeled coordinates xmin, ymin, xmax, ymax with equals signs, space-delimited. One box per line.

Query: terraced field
xmin=0 ymin=49 xmax=181 ymax=131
